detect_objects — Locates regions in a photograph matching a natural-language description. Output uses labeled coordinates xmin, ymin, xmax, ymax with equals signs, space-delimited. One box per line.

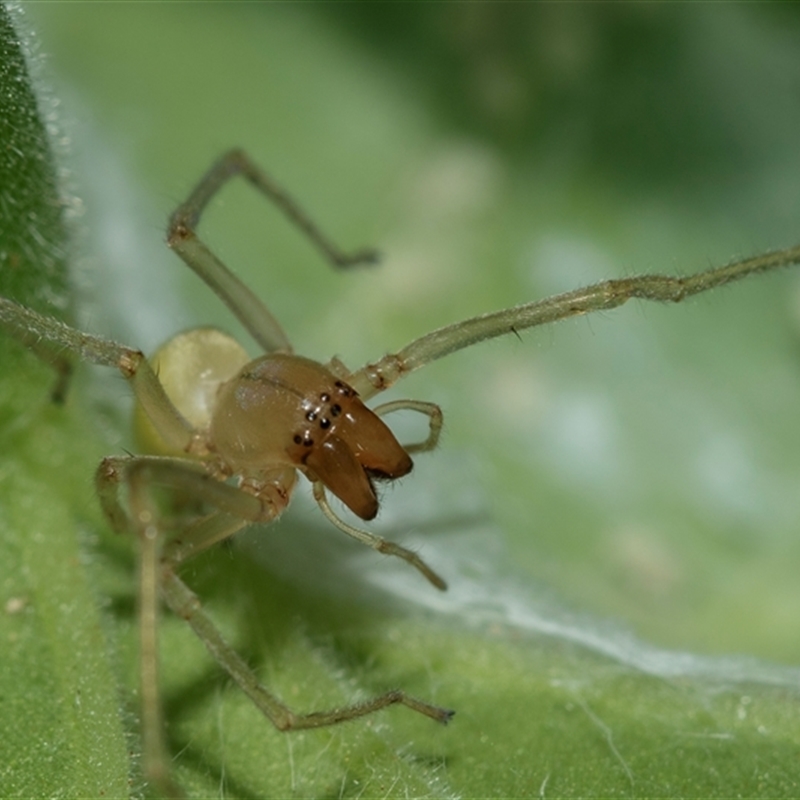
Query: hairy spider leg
xmin=0 ymin=298 xmax=194 ymax=451
xmin=166 ymin=148 xmax=379 ymax=354
xmin=305 ymin=399 xmax=446 ymax=588
xmin=373 ymin=399 xmax=444 ymax=454
xmin=0 ymin=307 xmax=74 ymax=403
xmin=97 ymin=454 xmax=452 ymax=795
xmin=312 ymin=481 xmax=447 ymax=591
xmin=347 ymin=244 xmax=800 ymax=399
xmin=118 ymin=457 xmax=264 ymax=797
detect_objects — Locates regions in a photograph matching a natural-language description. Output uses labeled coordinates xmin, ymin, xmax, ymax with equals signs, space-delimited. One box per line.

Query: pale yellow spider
xmin=1 ymin=149 xmax=799 ymax=797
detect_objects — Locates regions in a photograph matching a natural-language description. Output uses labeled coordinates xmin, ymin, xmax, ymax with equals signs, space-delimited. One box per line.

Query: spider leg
xmin=99 ymin=455 xmax=451 ymax=794
xmin=372 ymin=399 xmax=443 ymax=454
xmin=347 ymin=243 xmax=800 ymax=399
xmin=97 ymin=454 xmax=266 ymax=537
xmin=163 ymin=567 xmax=454 ymax=733
xmin=98 ymin=455 xmax=280 ymax=795
xmin=167 ymin=149 xmax=378 ymax=353
xmin=0 ymin=298 xmax=194 ymax=451
xmin=311 ymin=480 xmax=447 ymax=590
xmin=0 ymin=310 xmax=74 ymax=402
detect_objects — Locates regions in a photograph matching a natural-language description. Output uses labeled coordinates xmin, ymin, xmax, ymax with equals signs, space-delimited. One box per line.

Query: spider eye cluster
xmin=210 ymin=353 xmax=412 ymax=520
xmin=291 ymin=381 xmax=350 ymax=448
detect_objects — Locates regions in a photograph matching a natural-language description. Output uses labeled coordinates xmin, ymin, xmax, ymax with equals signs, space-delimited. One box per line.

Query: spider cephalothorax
xmin=211 ymin=352 xmax=412 ymax=519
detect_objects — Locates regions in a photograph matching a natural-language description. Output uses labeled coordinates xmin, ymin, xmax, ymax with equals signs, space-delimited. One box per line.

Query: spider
xmin=1 ymin=149 xmax=799 ymax=797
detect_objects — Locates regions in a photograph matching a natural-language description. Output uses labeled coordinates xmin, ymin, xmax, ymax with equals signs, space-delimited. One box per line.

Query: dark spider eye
xmin=320 ymin=418 xmax=330 ymax=429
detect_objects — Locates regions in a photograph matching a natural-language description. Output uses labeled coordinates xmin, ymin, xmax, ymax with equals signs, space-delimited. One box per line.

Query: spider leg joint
xmin=118 ymin=349 xmax=145 ymax=378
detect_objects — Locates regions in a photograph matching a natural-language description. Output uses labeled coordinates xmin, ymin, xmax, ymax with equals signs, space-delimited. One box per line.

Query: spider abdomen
xmin=134 ymin=327 xmax=250 ymax=456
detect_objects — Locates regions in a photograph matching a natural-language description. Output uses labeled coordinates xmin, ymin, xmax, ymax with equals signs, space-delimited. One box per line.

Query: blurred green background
xmin=3 ymin=3 xmax=800 ymax=797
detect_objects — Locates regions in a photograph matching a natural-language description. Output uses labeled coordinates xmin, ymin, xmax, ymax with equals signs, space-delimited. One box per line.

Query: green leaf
xmin=0 ymin=6 xmax=67 ymax=313
xmin=7 ymin=4 xmax=800 ymax=797
xmin=0 ymin=5 xmax=129 ymax=798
